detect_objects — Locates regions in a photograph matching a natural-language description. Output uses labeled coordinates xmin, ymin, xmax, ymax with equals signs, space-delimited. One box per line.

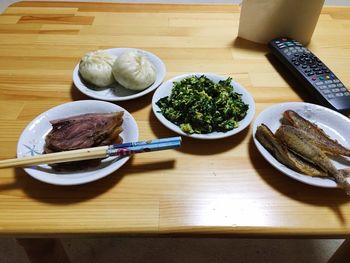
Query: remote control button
xmin=298 ymin=54 xmax=317 ymax=65
xmin=319 ymin=85 xmax=327 ymax=89
xmin=331 ymin=88 xmax=340 ymax=92
xmin=327 ymin=94 xmax=335 ymax=99
xmin=325 ymin=80 xmax=333 ymax=84
xmin=340 ymin=88 xmax=347 ymax=92
xmin=315 ymin=81 xmax=324 ymax=85
xmin=328 ymin=84 xmax=337 ymax=88
xmin=335 ymin=93 xmax=344 ymax=97
xmin=333 ymin=79 xmax=340 ymax=83
xmin=336 ymin=83 xmax=344 ymax=87
xmin=322 ymin=90 xmax=331 ymax=94
xmin=344 ymin=92 xmax=350 ymax=96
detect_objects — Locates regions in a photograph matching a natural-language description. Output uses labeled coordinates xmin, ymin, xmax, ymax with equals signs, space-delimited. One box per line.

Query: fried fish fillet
xmin=282 ymin=110 xmax=350 ymax=157
xmin=256 ymin=124 xmax=329 ymax=177
xmin=275 ymin=125 xmax=350 ymax=193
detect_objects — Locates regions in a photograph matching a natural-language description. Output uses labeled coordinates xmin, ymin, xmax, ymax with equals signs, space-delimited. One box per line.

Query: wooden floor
xmin=0 ymin=237 xmax=345 ymax=263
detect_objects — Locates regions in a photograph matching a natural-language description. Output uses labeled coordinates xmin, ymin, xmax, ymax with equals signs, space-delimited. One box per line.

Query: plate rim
xmin=17 ymin=100 xmax=139 ymax=186
xmin=151 ymin=72 xmax=256 ymax=140
xmin=252 ymin=101 xmax=350 ymax=188
xmin=73 ymin=47 xmax=166 ymax=102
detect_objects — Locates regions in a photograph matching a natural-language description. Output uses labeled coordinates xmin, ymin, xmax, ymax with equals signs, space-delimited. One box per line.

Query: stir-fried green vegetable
xmin=156 ymin=75 xmax=249 ymax=134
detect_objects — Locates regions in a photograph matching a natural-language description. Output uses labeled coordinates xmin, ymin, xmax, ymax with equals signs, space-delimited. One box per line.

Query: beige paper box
xmin=238 ymin=0 xmax=325 ymax=45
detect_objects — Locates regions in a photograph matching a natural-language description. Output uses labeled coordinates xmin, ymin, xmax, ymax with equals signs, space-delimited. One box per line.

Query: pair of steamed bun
xmin=79 ymin=49 xmax=156 ymax=91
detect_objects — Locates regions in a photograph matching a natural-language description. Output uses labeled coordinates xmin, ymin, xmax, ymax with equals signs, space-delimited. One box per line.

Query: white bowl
xmin=17 ymin=100 xmax=139 ymax=185
xmin=73 ymin=48 xmax=166 ymax=101
xmin=152 ymin=73 xmax=255 ymax=140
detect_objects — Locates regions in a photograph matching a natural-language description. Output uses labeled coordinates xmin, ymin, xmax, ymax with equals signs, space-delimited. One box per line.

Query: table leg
xmin=328 ymin=238 xmax=350 ymax=263
xmin=16 ymin=238 xmax=70 ymax=263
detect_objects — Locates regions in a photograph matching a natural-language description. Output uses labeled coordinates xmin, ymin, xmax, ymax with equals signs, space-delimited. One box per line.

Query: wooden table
xmin=1 ymin=0 xmax=350 ymax=245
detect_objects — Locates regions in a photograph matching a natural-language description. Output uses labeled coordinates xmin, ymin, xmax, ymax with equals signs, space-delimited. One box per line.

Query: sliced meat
xmin=44 ymin=112 xmax=124 ymax=171
xmin=45 ymin=112 xmax=123 ymax=152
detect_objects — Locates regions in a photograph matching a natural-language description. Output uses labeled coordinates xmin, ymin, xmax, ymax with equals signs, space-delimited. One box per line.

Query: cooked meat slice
xmin=45 ymin=112 xmax=123 ymax=152
xmin=44 ymin=112 xmax=124 ymax=171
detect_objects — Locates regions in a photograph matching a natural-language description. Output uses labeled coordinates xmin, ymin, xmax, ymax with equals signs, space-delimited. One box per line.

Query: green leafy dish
xmin=152 ymin=73 xmax=255 ymax=140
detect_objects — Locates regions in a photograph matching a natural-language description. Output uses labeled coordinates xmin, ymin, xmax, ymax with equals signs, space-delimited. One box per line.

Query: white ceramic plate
xmin=73 ymin=48 xmax=166 ymax=101
xmin=253 ymin=102 xmax=350 ymax=188
xmin=152 ymin=73 xmax=255 ymax=140
xmin=17 ymin=100 xmax=139 ymax=185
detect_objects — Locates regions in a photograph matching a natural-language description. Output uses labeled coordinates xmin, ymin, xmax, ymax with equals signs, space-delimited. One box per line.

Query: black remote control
xmin=268 ymin=37 xmax=350 ymax=115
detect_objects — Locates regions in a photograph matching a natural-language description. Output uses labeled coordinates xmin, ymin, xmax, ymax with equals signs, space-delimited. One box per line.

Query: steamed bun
xmin=79 ymin=50 xmax=117 ymax=88
xmin=112 ymin=50 xmax=156 ymax=91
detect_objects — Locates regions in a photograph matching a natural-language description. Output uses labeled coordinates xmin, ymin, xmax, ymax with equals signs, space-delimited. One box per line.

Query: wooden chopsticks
xmin=0 ymin=137 xmax=182 ymax=168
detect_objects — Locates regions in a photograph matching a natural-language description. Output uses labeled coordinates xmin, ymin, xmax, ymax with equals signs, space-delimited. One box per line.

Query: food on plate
xmin=282 ymin=110 xmax=350 ymax=157
xmin=156 ymin=75 xmax=249 ymax=134
xmin=255 ymin=110 xmax=350 ymax=194
xmin=255 ymin=124 xmax=329 ymax=177
xmin=112 ymin=50 xmax=156 ymax=91
xmin=79 ymin=50 xmax=117 ymax=88
xmin=45 ymin=112 xmax=124 ymax=152
xmin=275 ymin=125 xmax=350 ymax=192
xmin=44 ymin=112 xmax=124 ymax=170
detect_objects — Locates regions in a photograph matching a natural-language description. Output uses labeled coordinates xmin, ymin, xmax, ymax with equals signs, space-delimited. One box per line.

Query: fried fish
xmin=282 ymin=110 xmax=350 ymax=157
xmin=275 ymin=125 xmax=350 ymax=193
xmin=256 ymin=124 xmax=329 ymax=177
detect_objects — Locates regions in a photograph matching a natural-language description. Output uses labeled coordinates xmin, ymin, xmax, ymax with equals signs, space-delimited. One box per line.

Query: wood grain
xmin=0 ymin=2 xmax=349 ymax=237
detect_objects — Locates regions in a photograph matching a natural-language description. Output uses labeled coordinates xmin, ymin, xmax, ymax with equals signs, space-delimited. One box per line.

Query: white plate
xmin=73 ymin=48 xmax=166 ymax=101
xmin=17 ymin=100 xmax=139 ymax=185
xmin=252 ymin=102 xmax=350 ymax=188
xmin=152 ymin=73 xmax=255 ymax=140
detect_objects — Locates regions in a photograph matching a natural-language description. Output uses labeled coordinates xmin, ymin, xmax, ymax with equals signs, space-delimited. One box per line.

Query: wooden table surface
xmin=0 ymin=1 xmax=350 ymax=237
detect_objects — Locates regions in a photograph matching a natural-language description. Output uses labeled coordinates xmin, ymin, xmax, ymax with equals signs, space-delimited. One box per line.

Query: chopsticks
xmin=0 ymin=136 xmax=182 ymax=169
